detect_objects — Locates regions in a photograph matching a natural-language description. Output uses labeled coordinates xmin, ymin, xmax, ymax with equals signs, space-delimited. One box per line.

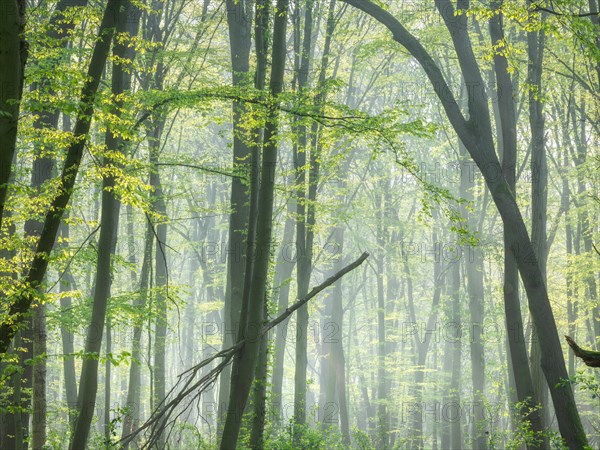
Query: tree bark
xmin=58 ymin=222 xmax=78 ymax=428
xmin=459 ymin=146 xmax=487 ymax=450
xmin=270 ymin=202 xmax=296 ymax=421
xmin=527 ymin=20 xmax=551 ymax=442
xmin=0 ymin=0 xmax=26 ymax=231
xmin=293 ymin=0 xmax=318 ymax=427
xmin=121 ymin=220 xmax=154 ymax=447
xmin=150 ymin=120 xmax=168 ymax=449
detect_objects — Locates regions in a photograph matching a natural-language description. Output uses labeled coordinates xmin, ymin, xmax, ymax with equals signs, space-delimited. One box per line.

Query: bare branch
xmin=121 ymin=251 xmax=369 ymax=446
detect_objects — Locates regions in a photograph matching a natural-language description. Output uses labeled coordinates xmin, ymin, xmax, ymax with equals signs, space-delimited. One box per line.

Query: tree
xmin=339 ymin=0 xmax=588 ymax=447
xmin=220 ymin=0 xmax=289 ymax=447
xmin=69 ymin=2 xmax=140 ymax=447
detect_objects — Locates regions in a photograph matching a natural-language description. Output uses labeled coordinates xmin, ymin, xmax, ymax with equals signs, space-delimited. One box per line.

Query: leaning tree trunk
xmin=489 ymin=6 xmax=545 ymax=446
xmin=339 ymin=0 xmax=588 ymax=447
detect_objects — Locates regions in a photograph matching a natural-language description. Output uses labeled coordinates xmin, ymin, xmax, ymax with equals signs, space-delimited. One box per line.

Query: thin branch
xmin=46 ymin=224 xmax=101 ymax=293
xmin=263 ymin=251 xmax=369 ymax=333
xmin=530 ymin=4 xmax=599 ymax=18
xmin=156 ymin=162 xmax=242 ymax=179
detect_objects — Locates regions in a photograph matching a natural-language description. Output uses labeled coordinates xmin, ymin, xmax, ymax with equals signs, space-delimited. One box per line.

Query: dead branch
xmin=121 ymin=251 xmax=369 ymax=447
xmin=566 ymin=335 xmax=600 ymax=368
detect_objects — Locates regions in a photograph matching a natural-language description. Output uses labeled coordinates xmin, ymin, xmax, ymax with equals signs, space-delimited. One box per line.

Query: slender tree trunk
xmin=450 ymin=260 xmax=462 ymax=449
xmin=121 ymin=220 xmax=154 ymax=447
xmin=59 ymin=222 xmax=78 ymax=427
xmin=248 ymin=3 xmax=272 ymax=444
xmin=270 ymin=202 xmax=296 ymax=421
xmin=104 ymin=317 xmax=112 ymax=445
xmin=218 ymin=0 xmax=254 ymax=428
xmin=149 ymin=120 xmax=168 ymax=449
xmin=220 ymin=1 xmax=289 ymax=446
xmin=374 ymin=187 xmax=390 ymax=449
xmin=249 ymin=300 xmax=269 ymax=450
xmin=560 ymin=144 xmax=576 ymax=378
xmin=293 ymin=0 xmax=317 ymax=427
xmin=405 ymin=224 xmax=444 ymax=449
xmin=459 ymin=140 xmax=487 ymax=449
xmin=69 ymin=3 xmax=139 ymax=447
xmin=527 ymin=22 xmax=551 ymax=442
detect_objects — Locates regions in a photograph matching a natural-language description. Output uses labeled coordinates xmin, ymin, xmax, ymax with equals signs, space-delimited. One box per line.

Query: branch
xmin=339 ymin=0 xmax=477 ymax=158
xmin=122 ymin=251 xmax=369 ymax=446
xmin=263 ymin=251 xmax=369 ymax=333
xmin=529 ymin=0 xmax=599 ymax=18
xmin=565 ymin=336 xmax=600 ymax=367
xmin=155 ymin=162 xmax=242 ymax=179
xmin=132 ymin=90 xmax=366 ymax=132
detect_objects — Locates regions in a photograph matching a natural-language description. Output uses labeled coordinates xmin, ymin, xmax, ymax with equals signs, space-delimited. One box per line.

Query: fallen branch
xmin=122 ymin=251 xmax=369 ymax=447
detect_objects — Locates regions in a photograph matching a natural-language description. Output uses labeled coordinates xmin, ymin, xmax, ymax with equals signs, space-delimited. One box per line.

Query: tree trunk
xmin=459 ymin=140 xmax=487 ymax=450
xmin=270 ymin=202 xmax=296 ymax=422
xmin=69 ymin=3 xmax=140 ymax=447
xmin=0 ymin=0 xmax=26 ymax=231
xmin=218 ymin=0 xmax=254 ymax=427
xmin=293 ymin=0 xmax=317 ymax=427
xmin=220 ymin=1 xmax=289 ymax=446
xmin=450 ymin=260 xmax=462 ymax=449
xmin=121 ymin=220 xmax=154 ymax=447
xmin=374 ymin=186 xmax=391 ymax=449
xmin=527 ymin=22 xmax=551 ymax=442
xmin=104 ymin=318 xmax=112 ymax=445
xmin=149 ymin=119 xmax=168 ymax=448
xmin=59 ymin=222 xmax=79 ymax=427
xmin=405 ymin=220 xmax=444 ymax=449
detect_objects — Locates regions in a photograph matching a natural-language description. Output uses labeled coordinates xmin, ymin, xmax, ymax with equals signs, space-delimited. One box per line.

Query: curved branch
xmin=566 ymin=336 xmax=600 ymax=367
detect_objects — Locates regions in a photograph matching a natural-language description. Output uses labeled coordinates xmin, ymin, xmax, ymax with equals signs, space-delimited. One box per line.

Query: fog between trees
xmin=0 ymin=0 xmax=599 ymax=449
